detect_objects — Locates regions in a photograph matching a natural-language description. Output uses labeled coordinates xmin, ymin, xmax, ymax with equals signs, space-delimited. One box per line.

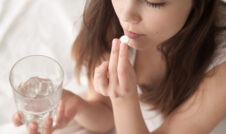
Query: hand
xmin=12 ymin=89 xmax=83 ymax=134
xmin=93 ymin=39 xmax=137 ymax=98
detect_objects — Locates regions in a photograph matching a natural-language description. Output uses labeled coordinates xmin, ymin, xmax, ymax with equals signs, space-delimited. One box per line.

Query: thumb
xmin=54 ymin=100 xmax=65 ymax=129
xmin=12 ymin=112 xmax=24 ymax=127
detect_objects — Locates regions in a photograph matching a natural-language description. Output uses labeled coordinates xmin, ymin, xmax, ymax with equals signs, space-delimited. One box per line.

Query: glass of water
xmin=9 ymin=55 xmax=64 ymax=132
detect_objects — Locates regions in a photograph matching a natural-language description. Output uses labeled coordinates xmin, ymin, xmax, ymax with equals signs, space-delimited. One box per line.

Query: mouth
xmin=123 ymin=29 xmax=145 ymax=39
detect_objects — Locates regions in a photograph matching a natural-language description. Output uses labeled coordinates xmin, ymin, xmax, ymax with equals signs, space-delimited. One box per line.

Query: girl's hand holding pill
xmin=93 ymin=37 xmax=138 ymax=99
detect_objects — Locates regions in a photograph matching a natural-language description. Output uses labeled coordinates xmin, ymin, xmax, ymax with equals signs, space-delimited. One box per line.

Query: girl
xmin=13 ymin=0 xmax=226 ymax=134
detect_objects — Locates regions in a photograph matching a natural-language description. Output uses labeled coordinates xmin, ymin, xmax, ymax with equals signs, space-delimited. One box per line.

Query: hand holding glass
xmin=9 ymin=55 xmax=64 ymax=132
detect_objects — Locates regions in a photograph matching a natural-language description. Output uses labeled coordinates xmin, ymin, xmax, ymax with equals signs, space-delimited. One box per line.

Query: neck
xmin=134 ymin=45 xmax=166 ymax=90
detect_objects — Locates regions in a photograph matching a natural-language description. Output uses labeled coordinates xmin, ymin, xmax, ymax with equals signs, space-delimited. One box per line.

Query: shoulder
xmin=153 ymin=62 xmax=226 ymax=134
xmin=200 ymin=61 xmax=226 ymax=111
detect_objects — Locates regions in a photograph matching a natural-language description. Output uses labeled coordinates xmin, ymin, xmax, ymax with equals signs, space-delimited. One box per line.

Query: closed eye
xmin=144 ymin=0 xmax=166 ymax=8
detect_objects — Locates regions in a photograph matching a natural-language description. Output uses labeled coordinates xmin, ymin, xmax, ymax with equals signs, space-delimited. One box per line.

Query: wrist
xmin=110 ymin=90 xmax=139 ymax=106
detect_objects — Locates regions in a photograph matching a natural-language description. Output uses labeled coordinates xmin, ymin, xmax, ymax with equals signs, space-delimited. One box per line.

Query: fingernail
xmin=48 ymin=118 xmax=53 ymax=126
xmin=30 ymin=123 xmax=37 ymax=130
xmin=15 ymin=113 xmax=20 ymax=120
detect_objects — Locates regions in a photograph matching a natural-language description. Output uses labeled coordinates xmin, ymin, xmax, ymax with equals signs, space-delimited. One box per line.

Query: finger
xmin=94 ymin=61 xmax=109 ymax=95
xmin=28 ymin=122 xmax=39 ymax=134
xmin=108 ymin=39 xmax=120 ymax=85
xmin=54 ymin=100 xmax=65 ymax=129
xmin=42 ymin=118 xmax=53 ymax=134
xmin=12 ymin=112 xmax=23 ymax=126
xmin=118 ymin=42 xmax=129 ymax=93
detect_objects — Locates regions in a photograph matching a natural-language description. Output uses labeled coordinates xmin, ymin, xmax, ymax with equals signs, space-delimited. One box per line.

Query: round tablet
xmin=120 ymin=35 xmax=130 ymax=44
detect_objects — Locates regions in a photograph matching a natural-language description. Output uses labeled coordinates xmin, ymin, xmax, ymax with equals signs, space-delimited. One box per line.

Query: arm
xmin=152 ymin=62 xmax=226 ymax=134
xmin=12 ymin=86 xmax=115 ymax=133
xmin=111 ymin=92 xmax=150 ymax=134
xmin=74 ymin=84 xmax=115 ymax=133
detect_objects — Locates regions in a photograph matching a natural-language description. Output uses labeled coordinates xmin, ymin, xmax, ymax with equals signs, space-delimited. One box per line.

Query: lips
xmin=124 ymin=30 xmax=145 ymax=39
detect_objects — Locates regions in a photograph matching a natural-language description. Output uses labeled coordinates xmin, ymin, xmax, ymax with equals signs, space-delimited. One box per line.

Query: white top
xmin=128 ymin=5 xmax=226 ymax=132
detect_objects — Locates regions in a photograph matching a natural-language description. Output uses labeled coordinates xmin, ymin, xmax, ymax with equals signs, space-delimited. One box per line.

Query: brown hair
xmin=72 ymin=0 xmax=226 ymax=117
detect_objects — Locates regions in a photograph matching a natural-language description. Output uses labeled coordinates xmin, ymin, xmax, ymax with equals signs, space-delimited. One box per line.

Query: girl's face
xmin=112 ymin=0 xmax=193 ymax=50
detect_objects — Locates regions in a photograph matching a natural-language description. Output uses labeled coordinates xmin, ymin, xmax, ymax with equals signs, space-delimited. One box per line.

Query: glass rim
xmin=9 ymin=55 xmax=64 ymax=100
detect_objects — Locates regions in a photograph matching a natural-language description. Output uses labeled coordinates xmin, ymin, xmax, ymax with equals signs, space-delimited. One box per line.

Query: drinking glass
xmin=9 ymin=55 xmax=64 ymax=132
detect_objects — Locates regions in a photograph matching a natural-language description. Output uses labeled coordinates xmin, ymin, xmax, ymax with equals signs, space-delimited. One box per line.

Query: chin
xmin=128 ymin=39 xmax=152 ymax=51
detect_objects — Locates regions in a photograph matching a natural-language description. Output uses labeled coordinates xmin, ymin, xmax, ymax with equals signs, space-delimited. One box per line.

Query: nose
xmin=120 ymin=0 xmax=141 ymax=24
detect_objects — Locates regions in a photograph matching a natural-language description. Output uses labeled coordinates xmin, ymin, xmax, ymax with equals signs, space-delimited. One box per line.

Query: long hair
xmin=72 ymin=0 xmax=226 ymax=117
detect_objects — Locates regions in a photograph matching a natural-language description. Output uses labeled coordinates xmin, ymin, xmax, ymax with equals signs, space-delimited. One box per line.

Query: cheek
xmin=144 ymin=15 xmax=186 ymax=42
xmin=142 ymin=18 xmax=170 ymax=44
xmin=143 ymin=6 xmax=192 ymax=43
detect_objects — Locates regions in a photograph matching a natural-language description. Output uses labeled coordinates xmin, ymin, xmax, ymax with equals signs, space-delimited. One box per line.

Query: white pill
xmin=120 ymin=35 xmax=130 ymax=45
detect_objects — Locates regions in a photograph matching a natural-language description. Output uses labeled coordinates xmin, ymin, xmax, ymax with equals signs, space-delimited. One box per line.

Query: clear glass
xmin=9 ymin=55 xmax=64 ymax=132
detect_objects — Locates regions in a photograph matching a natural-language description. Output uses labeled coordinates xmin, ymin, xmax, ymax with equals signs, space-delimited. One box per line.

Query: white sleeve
xmin=206 ymin=31 xmax=226 ymax=73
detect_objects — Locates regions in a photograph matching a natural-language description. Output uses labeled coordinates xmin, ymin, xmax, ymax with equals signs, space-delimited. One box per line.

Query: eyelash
xmin=144 ymin=0 xmax=166 ymax=8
